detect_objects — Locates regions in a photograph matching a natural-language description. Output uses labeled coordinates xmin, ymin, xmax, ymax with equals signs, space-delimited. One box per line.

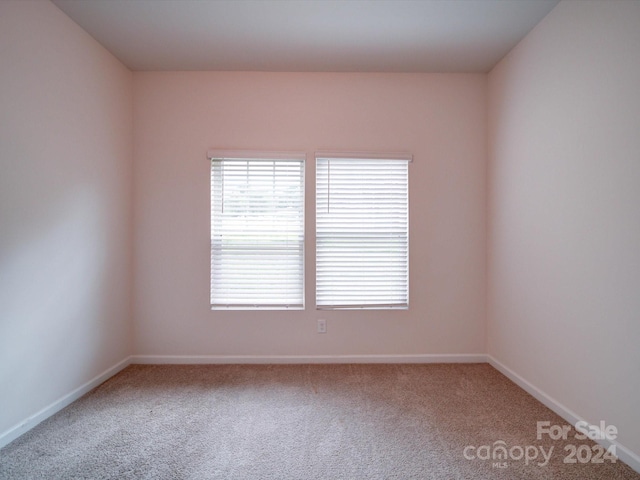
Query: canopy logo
xmin=463 ymin=421 xmax=618 ymax=469
xmin=463 ymin=441 xmax=553 ymax=468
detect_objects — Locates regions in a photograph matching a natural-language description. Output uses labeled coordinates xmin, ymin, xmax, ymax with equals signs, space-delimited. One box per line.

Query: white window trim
xmin=314 ymin=151 xmax=413 ymax=162
xmin=207 ymin=150 xmax=307 ymax=161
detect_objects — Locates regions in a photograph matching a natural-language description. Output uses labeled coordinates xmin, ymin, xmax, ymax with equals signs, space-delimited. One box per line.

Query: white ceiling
xmin=51 ymin=0 xmax=560 ymax=73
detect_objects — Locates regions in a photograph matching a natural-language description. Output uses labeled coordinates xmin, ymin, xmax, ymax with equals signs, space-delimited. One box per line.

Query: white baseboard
xmin=488 ymin=355 xmax=640 ymax=474
xmin=131 ymin=353 xmax=488 ymax=365
xmin=9 ymin=352 xmax=637 ymax=475
xmin=0 ymin=356 xmax=132 ymax=450
xmin=0 ymin=353 xmax=485 ymax=449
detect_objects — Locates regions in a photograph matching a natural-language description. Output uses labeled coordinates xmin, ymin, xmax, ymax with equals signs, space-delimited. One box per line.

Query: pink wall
xmin=488 ymin=0 xmax=640 ymax=461
xmin=4 ymin=0 xmax=638 ymax=468
xmin=0 ymin=0 xmax=133 ymax=438
xmin=132 ymin=72 xmax=487 ymax=357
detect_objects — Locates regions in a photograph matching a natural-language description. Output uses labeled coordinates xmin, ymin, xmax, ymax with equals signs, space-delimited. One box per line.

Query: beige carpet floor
xmin=0 ymin=363 xmax=638 ymax=479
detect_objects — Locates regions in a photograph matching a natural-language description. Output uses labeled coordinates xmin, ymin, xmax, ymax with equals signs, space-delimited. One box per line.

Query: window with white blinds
xmin=316 ymin=154 xmax=409 ymax=309
xmin=209 ymin=152 xmax=305 ymax=309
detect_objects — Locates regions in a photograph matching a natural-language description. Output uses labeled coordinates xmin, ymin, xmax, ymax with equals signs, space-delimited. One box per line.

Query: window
xmin=209 ymin=151 xmax=305 ymax=309
xmin=316 ymin=153 xmax=410 ymax=309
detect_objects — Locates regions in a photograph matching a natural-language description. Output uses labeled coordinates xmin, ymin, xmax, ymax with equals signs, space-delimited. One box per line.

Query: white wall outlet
xmin=317 ymin=319 xmax=327 ymax=334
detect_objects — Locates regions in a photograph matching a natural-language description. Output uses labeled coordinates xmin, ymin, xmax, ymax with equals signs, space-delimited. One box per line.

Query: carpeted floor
xmin=0 ymin=363 xmax=638 ymax=479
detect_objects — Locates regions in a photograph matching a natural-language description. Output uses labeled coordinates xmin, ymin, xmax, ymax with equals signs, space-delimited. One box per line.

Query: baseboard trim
xmin=131 ymin=353 xmax=488 ymax=365
xmin=8 ymin=352 xmax=636 ymax=475
xmin=0 ymin=353 xmax=484 ymax=450
xmin=488 ymin=355 xmax=640 ymax=474
xmin=0 ymin=356 xmax=132 ymax=450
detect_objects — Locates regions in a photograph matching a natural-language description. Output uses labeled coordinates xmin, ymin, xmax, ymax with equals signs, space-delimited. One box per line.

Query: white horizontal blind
xmin=210 ymin=155 xmax=304 ymax=309
xmin=316 ymin=156 xmax=409 ymax=309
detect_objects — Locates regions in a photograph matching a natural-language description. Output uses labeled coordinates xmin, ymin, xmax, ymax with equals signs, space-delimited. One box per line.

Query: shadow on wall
xmin=0 ymin=186 xmax=116 ymax=432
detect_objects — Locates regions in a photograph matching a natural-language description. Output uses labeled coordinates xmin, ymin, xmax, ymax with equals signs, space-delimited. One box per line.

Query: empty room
xmin=1 ymin=0 xmax=639 ymax=478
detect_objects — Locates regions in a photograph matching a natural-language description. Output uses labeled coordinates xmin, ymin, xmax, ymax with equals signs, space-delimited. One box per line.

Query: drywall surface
xmin=133 ymin=72 xmax=487 ymax=357
xmin=0 ymin=0 xmax=133 ymax=437
xmin=488 ymin=0 xmax=640 ymax=459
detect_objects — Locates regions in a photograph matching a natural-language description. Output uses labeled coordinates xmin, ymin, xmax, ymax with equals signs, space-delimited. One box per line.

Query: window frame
xmin=208 ymin=150 xmax=306 ymax=310
xmin=315 ymin=151 xmax=411 ymax=310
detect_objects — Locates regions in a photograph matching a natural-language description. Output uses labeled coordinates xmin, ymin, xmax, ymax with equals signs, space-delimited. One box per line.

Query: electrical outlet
xmin=317 ymin=319 xmax=327 ymax=334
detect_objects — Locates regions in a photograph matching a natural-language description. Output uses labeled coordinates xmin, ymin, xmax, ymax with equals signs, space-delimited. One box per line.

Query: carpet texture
xmin=1 ymin=364 xmax=638 ymax=479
